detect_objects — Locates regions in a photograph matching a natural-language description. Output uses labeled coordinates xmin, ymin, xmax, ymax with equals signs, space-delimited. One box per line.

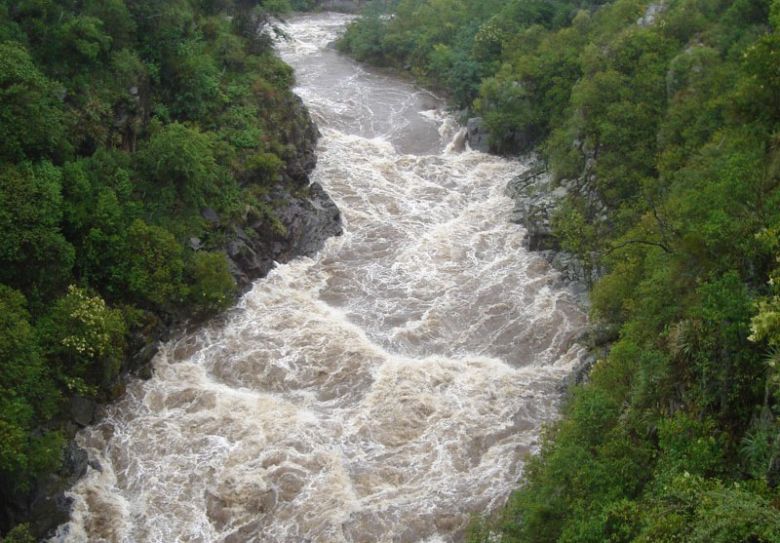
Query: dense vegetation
xmin=0 ymin=0 xmax=320 ymax=538
xmin=341 ymin=0 xmax=780 ymax=541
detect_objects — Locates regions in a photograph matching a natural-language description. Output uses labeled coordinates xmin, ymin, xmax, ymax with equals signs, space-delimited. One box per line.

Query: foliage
xmin=0 ymin=524 xmax=35 ymax=543
xmin=186 ymin=251 xmax=237 ymax=315
xmin=0 ymin=286 xmax=62 ymax=491
xmin=135 ymin=122 xmax=233 ymax=215
xmin=344 ymin=0 xmax=780 ymax=540
xmin=124 ymin=219 xmax=186 ymax=311
xmin=37 ymin=285 xmax=127 ymax=392
xmin=0 ymin=42 xmax=68 ymax=163
xmin=0 ymin=0 xmax=313 ymax=534
xmin=0 ymin=161 xmax=75 ymax=306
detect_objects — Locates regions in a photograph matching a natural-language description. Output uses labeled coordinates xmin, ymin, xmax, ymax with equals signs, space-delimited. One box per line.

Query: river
xmin=53 ymin=13 xmax=586 ymax=543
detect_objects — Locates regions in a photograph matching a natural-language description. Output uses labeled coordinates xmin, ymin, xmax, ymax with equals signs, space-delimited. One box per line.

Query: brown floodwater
xmin=52 ymin=13 xmax=586 ymax=543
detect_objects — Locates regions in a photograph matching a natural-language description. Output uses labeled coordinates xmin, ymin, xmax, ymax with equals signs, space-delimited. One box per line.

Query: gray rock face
xmin=465 ymin=111 xmax=535 ymax=155
xmin=279 ymin=94 xmax=321 ymax=185
xmin=466 ymin=117 xmax=491 ymax=153
xmin=70 ymin=396 xmax=97 ymax=427
xmin=201 ymin=207 xmax=220 ymax=225
xmin=25 ymin=442 xmax=91 ymax=539
xmin=637 ymin=1 xmax=667 ymax=27
xmin=223 ymin=95 xmax=342 ymax=292
xmin=505 ymin=163 xmax=564 ymax=252
xmin=505 ymin=159 xmax=597 ymax=288
xmin=505 ymin=151 xmax=608 ymax=287
xmin=226 ymin=181 xmax=343 ymax=291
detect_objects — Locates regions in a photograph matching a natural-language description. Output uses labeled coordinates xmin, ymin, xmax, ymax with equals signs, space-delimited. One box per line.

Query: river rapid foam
xmin=52 ymin=13 xmax=586 ymax=543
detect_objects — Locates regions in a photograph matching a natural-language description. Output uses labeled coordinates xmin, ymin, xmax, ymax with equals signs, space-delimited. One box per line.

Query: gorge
xmin=51 ymin=13 xmax=587 ymax=543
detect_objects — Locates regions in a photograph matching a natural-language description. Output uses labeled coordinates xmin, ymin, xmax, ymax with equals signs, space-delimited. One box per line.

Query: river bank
xmin=46 ymin=13 xmax=588 ymax=543
xmin=9 ymin=94 xmax=343 ymax=541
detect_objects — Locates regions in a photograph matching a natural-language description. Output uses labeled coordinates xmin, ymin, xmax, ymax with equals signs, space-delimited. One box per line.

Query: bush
xmin=186 ymin=251 xmax=236 ymax=316
xmin=124 ymin=219 xmax=185 ymax=311
xmin=37 ymin=285 xmax=126 ymax=392
xmin=0 ymin=42 xmax=68 ymax=163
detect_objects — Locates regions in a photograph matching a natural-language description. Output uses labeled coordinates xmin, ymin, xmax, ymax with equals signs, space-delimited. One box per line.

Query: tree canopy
xmin=0 ymin=0 xmax=306 ymax=535
xmin=342 ymin=0 xmax=780 ymax=541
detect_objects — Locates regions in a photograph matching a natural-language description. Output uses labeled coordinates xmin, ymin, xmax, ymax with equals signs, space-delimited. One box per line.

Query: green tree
xmin=0 ymin=162 xmax=74 ymax=304
xmin=136 ymin=123 xmax=231 ymax=216
xmin=124 ymin=219 xmax=185 ymax=311
xmin=37 ymin=285 xmax=126 ymax=393
xmin=0 ymin=42 xmax=68 ymax=163
xmin=186 ymin=251 xmax=237 ymax=315
xmin=0 ymin=286 xmax=62 ymax=490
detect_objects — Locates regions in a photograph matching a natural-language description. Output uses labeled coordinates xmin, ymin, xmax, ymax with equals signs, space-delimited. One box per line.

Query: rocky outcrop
xmin=637 ymin=1 xmax=667 ymax=27
xmin=505 ymin=158 xmax=600 ymax=287
xmin=506 ymin=159 xmax=616 ymax=393
xmin=17 ymin=95 xmax=342 ymax=542
xmin=22 ymin=444 xmax=91 ymax=539
xmin=505 ymin=163 xmax=564 ymax=252
xmin=224 ymin=94 xmax=342 ymax=291
xmin=466 ymin=115 xmax=536 ymax=155
xmin=184 ymin=94 xmax=342 ymax=293
xmin=466 ymin=117 xmax=491 ymax=153
xmin=225 ymin=181 xmax=342 ymax=291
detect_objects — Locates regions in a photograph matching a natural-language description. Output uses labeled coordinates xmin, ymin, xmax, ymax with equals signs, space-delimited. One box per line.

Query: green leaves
xmin=125 ymin=219 xmax=186 ymax=310
xmin=0 ymin=42 xmax=68 ymax=163
xmin=136 ymin=122 xmax=231 ymax=214
xmin=186 ymin=251 xmax=236 ymax=315
xmin=0 ymin=0 xmax=321 ymax=525
xmin=37 ymin=285 xmax=127 ymax=390
xmin=363 ymin=0 xmax=780 ymax=539
xmin=0 ymin=162 xmax=75 ymax=303
xmin=0 ymin=285 xmax=62 ymax=487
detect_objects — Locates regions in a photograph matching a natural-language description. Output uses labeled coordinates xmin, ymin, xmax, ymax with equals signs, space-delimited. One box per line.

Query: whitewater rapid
xmin=53 ymin=13 xmax=586 ymax=543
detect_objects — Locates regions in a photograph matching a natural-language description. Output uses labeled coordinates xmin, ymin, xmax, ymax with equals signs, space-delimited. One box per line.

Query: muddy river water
xmin=53 ymin=13 xmax=586 ymax=543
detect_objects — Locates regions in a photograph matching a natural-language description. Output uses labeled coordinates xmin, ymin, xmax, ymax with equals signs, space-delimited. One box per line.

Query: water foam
xmin=52 ymin=12 xmax=586 ymax=543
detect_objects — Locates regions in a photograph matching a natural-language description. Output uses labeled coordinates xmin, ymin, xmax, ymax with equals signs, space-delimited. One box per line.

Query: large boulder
xmin=69 ymin=396 xmax=97 ymax=427
xmin=466 ymin=117 xmax=491 ymax=153
xmin=465 ymin=115 xmax=536 ymax=155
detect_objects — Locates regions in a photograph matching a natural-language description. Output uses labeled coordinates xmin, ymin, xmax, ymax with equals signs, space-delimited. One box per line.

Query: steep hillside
xmin=340 ymin=0 xmax=780 ymax=541
xmin=0 ymin=1 xmax=341 ymax=539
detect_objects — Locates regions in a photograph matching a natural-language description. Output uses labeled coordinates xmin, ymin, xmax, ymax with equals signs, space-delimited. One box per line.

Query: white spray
xmin=52 ymin=12 xmax=586 ymax=543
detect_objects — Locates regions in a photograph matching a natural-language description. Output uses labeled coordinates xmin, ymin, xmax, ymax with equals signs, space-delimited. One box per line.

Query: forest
xmin=339 ymin=0 xmax=780 ymax=541
xmin=3 ymin=0 xmax=780 ymax=540
xmin=0 ymin=1 xmax=326 ymax=539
